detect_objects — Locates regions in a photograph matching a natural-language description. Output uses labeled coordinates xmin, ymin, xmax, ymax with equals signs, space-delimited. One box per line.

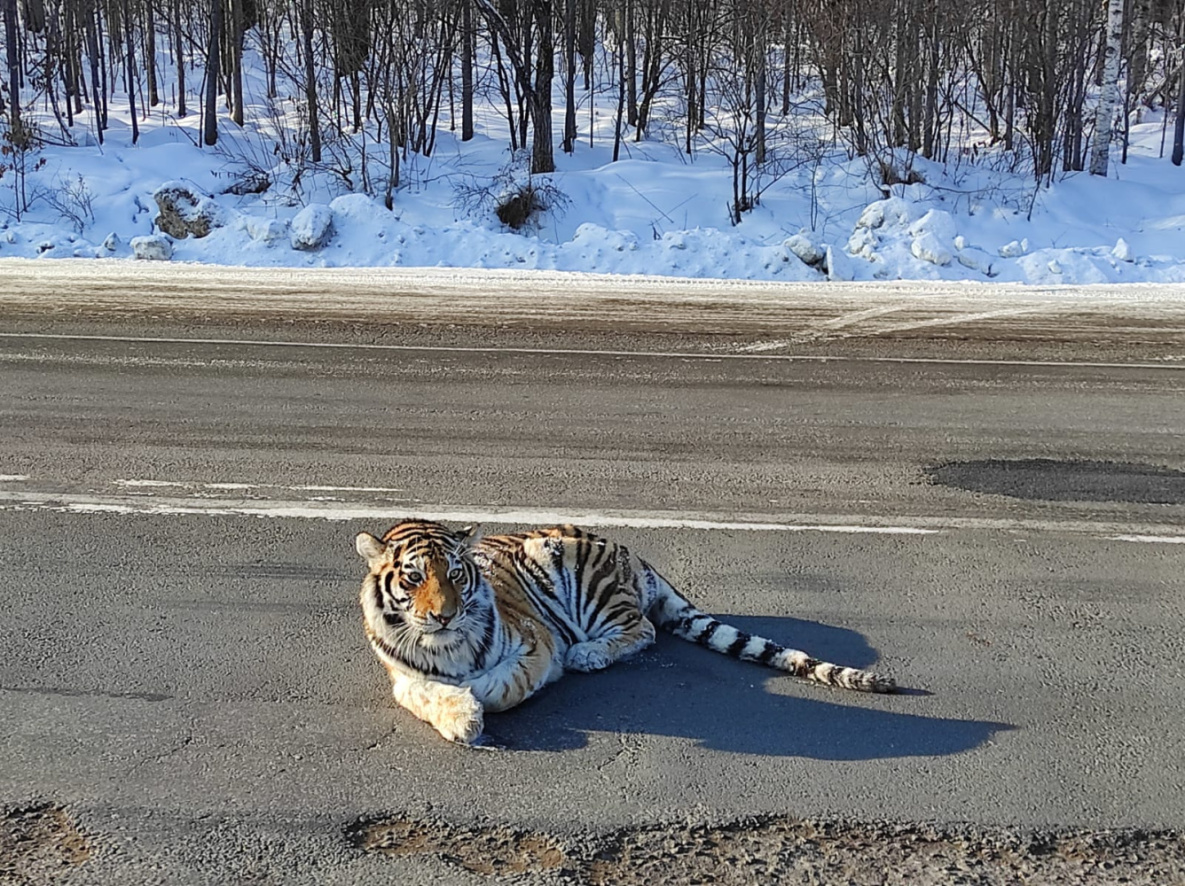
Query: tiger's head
xmin=355 ymin=520 xmax=485 ymax=652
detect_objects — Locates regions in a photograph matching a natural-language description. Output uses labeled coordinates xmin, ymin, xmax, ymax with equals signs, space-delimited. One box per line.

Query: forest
xmin=3 ymin=0 xmax=1185 ymax=224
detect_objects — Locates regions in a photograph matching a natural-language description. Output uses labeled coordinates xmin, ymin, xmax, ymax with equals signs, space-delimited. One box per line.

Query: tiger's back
xmin=475 ymin=524 xmax=658 ymax=674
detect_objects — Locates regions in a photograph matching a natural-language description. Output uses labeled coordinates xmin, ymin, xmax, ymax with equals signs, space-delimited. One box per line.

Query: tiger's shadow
xmin=482 ymin=616 xmax=1012 ymax=759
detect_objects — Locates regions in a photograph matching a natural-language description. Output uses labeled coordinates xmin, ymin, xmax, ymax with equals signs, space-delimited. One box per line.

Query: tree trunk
xmin=781 ymin=5 xmax=791 ymax=115
xmin=922 ymin=5 xmax=939 ymax=159
xmin=1173 ymin=45 xmax=1185 ymax=166
xmin=891 ymin=9 xmax=909 ymax=146
xmin=230 ymin=0 xmax=244 ymax=126
xmin=1126 ymin=0 xmax=1151 ymax=111
xmin=301 ymin=0 xmax=321 ymax=162
xmin=82 ymin=0 xmax=105 ymax=138
xmin=203 ymin=0 xmax=221 ymax=145
xmin=683 ymin=0 xmax=697 ymax=154
xmin=123 ymin=0 xmax=139 ymax=142
xmin=2 ymin=0 xmax=18 ymax=126
xmin=635 ymin=0 xmax=668 ymax=139
xmin=1089 ymin=0 xmax=1124 ymax=175
xmin=21 ymin=0 xmax=45 ymax=32
xmin=613 ymin=34 xmax=625 ymax=161
xmin=755 ymin=51 xmax=766 ymax=165
xmin=530 ymin=0 xmax=555 ymax=172
xmin=489 ymin=34 xmax=518 ymax=151
xmin=461 ymin=0 xmax=474 ymax=140
xmin=562 ymin=0 xmax=576 ymax=152
xmin=624 ymin=0 xmax=636 ymax=126
xmin=144 ymin=0 xmax=158 ymax=106
xmin=58 ymin=1 xmax=77 ymax=123
xmin=63 ymin=0 xmax=82 ymax=114
xmin=173 ymin=0 xmax=186 ymax=116
xmin=579 ymin=0 xmax=594 ymax=90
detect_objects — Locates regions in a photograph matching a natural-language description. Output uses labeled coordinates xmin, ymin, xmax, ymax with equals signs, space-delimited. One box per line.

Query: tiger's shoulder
xmin=469 ymin=527 xmax=579 ymax=631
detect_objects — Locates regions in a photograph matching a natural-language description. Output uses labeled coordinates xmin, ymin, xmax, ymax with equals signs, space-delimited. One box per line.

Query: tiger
xmin=355 ymin=519 xmax=896 ymax=745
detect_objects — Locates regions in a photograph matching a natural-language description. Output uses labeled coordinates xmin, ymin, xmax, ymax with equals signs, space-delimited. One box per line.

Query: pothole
xmin=1 ymin=803 xmax=93 ymax=885
xmin=927 ymin=459 xmax=1185 ymax=504
xmin=350 ymin=814 xmax=1185 ymax=885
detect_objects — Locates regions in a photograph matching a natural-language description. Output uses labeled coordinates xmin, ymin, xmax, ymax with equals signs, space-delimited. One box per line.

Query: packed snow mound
xmin=290 ymin=205 xmax=335 ymax=251
xmin=131 ymin=234 xmax=173 ymax=261
xmin=855 ymin=197 xmax=916 ymax=231
xmin=785 ymin=233 xmax=826 ymax=268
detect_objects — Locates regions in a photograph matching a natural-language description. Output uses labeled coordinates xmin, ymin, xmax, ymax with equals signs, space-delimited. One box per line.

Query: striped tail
xmin=645 ymin=572 xmax=896 ymax=693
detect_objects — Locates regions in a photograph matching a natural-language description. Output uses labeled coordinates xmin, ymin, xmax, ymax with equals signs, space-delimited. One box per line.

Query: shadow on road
xmin=485 ymin=615 xmax=1012 ymax=760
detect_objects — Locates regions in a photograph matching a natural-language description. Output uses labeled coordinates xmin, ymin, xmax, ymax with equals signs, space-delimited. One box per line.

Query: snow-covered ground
xmin=4 ymin=47 xmax=1185 ymax=286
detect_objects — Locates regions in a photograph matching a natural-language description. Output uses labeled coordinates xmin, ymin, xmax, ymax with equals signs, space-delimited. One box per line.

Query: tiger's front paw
xmin=565 ymin=641 xmax=613 ymax=673
xmin=432 ymin=685 xmax=485 ymax=744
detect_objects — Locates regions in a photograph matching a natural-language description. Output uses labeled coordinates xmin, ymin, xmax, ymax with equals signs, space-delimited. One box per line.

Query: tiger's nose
xmin=431 ymin=611 xmax=453 ymax=627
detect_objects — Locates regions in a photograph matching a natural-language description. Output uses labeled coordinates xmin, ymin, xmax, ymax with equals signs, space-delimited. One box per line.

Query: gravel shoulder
xmin=353 ymin=813 xmax=1185 ymax=886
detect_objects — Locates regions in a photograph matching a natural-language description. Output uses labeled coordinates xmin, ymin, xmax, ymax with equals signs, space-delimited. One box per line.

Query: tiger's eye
xmin=448 ymin=567 xmax=464 ymax=582
xmin=404 ymin=570 xmax=424 ymax=586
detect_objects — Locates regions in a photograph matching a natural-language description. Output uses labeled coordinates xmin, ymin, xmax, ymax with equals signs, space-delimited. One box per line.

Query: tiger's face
xmin=356 ymin=521 xmax=482 ymax=647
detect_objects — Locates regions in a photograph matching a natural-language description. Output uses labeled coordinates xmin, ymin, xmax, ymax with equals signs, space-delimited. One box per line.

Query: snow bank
xmin=2 ymin=56 xmax=1185 ymax=289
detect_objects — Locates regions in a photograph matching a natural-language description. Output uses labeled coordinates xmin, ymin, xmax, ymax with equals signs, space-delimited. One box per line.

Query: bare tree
xmin=473 ymin=0 xmax=554 ymax=173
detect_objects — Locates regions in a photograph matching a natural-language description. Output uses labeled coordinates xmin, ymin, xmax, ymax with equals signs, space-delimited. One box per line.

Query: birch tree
xmin=1088 ymin=0 xmax=1123 ymax=175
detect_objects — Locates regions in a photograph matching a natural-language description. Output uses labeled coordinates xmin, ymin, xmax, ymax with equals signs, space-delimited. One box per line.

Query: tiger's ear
xmin=454 ymin=524 xmax=482 ymax=549
xmin=355 ymin=531 xmax=387 ymax=563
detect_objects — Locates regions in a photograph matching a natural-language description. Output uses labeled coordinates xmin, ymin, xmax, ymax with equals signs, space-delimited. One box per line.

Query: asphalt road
xmin=1 ymin=261 xmax=1184 ymax=883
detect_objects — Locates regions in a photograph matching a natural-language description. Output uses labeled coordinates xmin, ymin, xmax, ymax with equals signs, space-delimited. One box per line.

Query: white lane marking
xmin=735 ymin=339 xmax=797 ymax=352
xmin=2 ymin=331 xmax=1183 ymax=371
xmin=1109 ymin=535 xmax=1185 ymax=544
xmin=0 ymin=490 xmax=937 ymax=533
xmin=293 ymin=484 xmax=406 ymax=493
xmin=1 ymin=489 xmax=1182 ymax=539
xmin=0 ymin=475 xmax=29 ymax=482
xmin=114 ymin=479 xmax=405 ymax=494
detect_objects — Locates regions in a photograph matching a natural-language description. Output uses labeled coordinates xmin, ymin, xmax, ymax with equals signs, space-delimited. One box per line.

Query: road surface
xmin=1 ymin=259 xmax=1184 ymax=883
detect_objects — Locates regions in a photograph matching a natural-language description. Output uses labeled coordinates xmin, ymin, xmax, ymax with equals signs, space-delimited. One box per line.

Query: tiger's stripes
xmin=356 ymin=520 xmax=895 ymax=744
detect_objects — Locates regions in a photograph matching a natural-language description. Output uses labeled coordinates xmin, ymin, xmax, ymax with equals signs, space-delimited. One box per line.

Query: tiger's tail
xmin=642 ymin=566 xmax=896 ymax=693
